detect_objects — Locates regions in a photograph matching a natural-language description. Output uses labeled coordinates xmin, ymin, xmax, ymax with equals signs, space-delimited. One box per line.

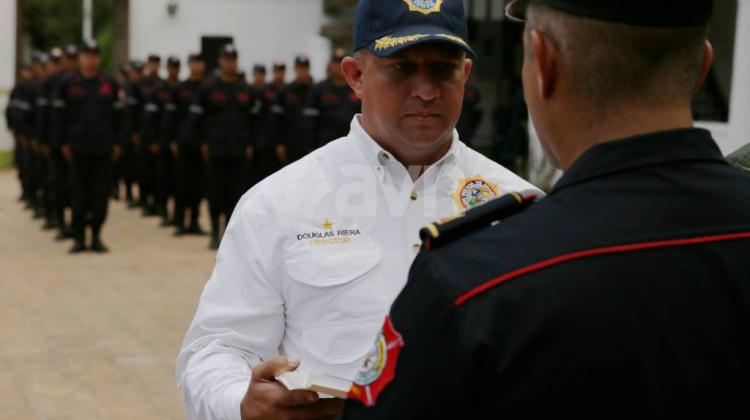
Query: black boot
xmin=69 ymin=228 xmax=86 ymax=253
xmin=90 ymin=225 xmax=109 ymax=253
xmin=209 ymin=234 xmax=220 ymax=250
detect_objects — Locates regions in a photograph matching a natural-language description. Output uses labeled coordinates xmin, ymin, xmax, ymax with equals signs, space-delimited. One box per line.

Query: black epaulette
xmin=420 ymin=191 xmax=539 ymax=250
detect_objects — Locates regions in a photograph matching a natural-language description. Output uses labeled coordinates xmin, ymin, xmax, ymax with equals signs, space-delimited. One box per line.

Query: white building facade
xmin=0 ymin=0 xmax=17 ymax=154
xmin=129 ymin=0 xmax=332 ymax=81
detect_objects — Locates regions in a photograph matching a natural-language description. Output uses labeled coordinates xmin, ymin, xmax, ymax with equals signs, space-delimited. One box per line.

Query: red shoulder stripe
xmin=455 ymin=231 xmax=750 ymax=306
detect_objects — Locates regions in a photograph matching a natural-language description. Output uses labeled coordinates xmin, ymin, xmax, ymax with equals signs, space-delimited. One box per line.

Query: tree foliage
xmin=21 ymin=0 xmax=119 ymax=71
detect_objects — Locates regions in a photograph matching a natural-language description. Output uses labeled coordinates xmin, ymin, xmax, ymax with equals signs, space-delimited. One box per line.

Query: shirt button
xmin=412 ymin=244 xmax=421 ymax=252
xmin=379 ymin=151 xmax=390 ymax=161
xmin=410 ymin=191 xmax=418 ymax=201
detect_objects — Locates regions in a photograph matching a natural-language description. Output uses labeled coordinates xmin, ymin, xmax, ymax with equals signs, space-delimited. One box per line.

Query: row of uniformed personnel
xmin=120 ymin=44 xmax=362 ymax=249
xmin=5 ymin=41 xmax=364 ymax=252
xmin=6 ymin=41 xmax=119 ymax=253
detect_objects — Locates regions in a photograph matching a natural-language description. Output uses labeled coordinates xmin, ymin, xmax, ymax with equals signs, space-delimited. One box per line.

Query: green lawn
xmin=0 ymin=150 xmax=13 ymax=169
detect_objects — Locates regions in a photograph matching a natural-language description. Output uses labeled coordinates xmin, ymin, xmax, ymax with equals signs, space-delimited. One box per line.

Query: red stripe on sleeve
xmin=455 ymin=231 xmax=750 ymax=306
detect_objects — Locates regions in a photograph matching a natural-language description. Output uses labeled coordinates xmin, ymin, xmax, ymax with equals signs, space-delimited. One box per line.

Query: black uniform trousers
xmin=122 ymin=140 xmax=138 ymax=200
xmin=70 ymin=153 xmax=113 ymax=240
xmin=207 ymin=156 xmax=246 ymax=234
xmin=50 ymin=149 xmax=71 ymax=229
xmin=174 ymin=145 xmax=205 ymax=228
xmin=138 ymin=147 xmax=158 ymax=209
xmin=156 ymin=147 xmax=176 ymax=217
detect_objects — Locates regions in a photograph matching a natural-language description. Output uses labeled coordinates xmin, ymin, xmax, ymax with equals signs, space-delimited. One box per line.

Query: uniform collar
xmin=348 ymin=115 xmax=461 ymax=169
xmin=553 ymin=128 xmax=726 ymax=193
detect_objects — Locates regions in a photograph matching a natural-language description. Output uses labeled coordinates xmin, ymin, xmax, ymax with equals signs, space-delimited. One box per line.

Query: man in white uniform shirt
xmin=176 ymin=0 xmax=541 ymax=418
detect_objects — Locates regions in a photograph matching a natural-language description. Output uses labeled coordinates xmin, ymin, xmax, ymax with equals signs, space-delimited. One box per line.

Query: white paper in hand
xmin=275 ymin=371 xmax=352 ymax=399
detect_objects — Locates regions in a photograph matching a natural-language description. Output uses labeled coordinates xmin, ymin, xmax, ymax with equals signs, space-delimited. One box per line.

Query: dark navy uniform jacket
xmin=161 ymin=79 xmax=203 ymax=148
xmin=340 ymin=128 xmax=750 ymax=419
xmin=55 ymin=71 xmax=121 ymax=156
xmin=304 ymin=79 xmax=361 ymax=148
xmin=270 ymin=80 xmax=314 ymax=157
xmin=191 ymin=76 xmax=256 ymax=160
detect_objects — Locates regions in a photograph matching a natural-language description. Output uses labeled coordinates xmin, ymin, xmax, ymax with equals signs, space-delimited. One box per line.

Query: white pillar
xmin=728 ymin=0 xmax=750 ymax=154
xmin=0 ymin=0 xmax=17 ymax=153
xmin=83 ymin=0 xmax=93 ymax=41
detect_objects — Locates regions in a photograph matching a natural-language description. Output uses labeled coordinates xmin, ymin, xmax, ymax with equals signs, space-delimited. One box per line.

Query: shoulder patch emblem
xmin=403 ymin=0 xmax=443 ymax=15
xmin=453 ymin=176 xmax=500 ymax=210
xmin=348 ymin=316 xmax=404 ymax=407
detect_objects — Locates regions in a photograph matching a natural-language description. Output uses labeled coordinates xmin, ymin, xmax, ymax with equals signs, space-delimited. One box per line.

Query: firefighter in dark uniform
xmin=304 ymin=49 xmax=361 ymax=149
xmin=341 ymin=0 xmax=750 ymax=418
xmin=48 ymin=45 xmax=80 ymax=241
xmin=34 ymin=47 xmax=63 ymax=231
xmin=111 ymin=63 xmax=131 ymax=201
xmin=122 ymin=60 xmax=145 ymax=208
xmin=153 ymin=55 xmax=181 ymax=227
xmin=191 ymin=44 xmax=256 ymax=250
xmin=250 ymin=63 xmax=267 ymax=91
xmin=26 ymin=52 xmax=48 ymax=219
xmin=135 ymin=54 xmax=162 ymax=216
xmin=163 ymin=52 xmax=207 ymax=236
xmin=6 ymin=66 xmax=34 ymax=203
xmin=455 ymin=81 xmax=482 ymax=146
xmin=56 ymin=40 xmax=122 ymax=253
xmin=270 ymin=54 xmax=314 ymax=165
xmin=253 ymin=61 xmax=287 ymax=183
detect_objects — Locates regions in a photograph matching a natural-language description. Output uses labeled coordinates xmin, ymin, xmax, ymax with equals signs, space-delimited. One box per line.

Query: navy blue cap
xmin=253 ymin=63 xmax=267 ymax=73
xmin=331 ymin=48 xmax=348 ymax=62
xmin=130 ymin=60 xmax=145 ymax=71
xmin=220 ymin=44 xmax=238 ymax=58
xmin=148 ymin=54 xmax=161 ymax=62
xmin=80 ymin=40 xmax=101 ymax=54
xmin=506 ymin=0 xmax=714 ymax=27
xmin=188 ymin=52 xmax=204 ymax=62
xmin=354 ymin=0 xmax=475 ymax=58
xmin=273 ymin=60 xmax=286 ymax=71
xmin=167 ymin=55 xmax=180 ymax=67
xmin=295 ymin=54 xmax=310 ymax=67
xmin=49 ymin=47 xmax=63 ymax=62
xmin=64 ymin=44 xmax=79 ymax=58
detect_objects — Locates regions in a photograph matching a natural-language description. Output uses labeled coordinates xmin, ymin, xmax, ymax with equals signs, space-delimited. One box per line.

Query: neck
xmin=190 ymin=74 xmax=202 ymax=82
xmin=221 ymin=72 xmax=237 ymax=83
xmin=81 ymin=68 xmax=98 ymax=78
xmin=551 ymin=101 xmax=694 ymax=170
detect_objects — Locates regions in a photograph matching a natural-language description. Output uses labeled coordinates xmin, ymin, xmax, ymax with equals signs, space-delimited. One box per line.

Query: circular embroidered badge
xmin=403 ymin=0 xmax=443 ymax=14
xmin=354 ymin=332 xmax=388 ymax=386
xmin=453 ymin=176 xmax=500 ymax=210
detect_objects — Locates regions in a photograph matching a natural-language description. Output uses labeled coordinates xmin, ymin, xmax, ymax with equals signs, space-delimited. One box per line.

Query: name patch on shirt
xmin=296 ymin=219 xmax=362 ymax=246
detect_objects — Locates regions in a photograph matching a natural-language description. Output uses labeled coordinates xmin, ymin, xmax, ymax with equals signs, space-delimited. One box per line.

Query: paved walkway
xmin=0 ymin=169 xmax=216 ymax=419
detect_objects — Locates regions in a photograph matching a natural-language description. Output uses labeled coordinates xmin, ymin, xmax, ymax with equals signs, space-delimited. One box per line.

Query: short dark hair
xmin=525 ymin=1 xmax=708 ymax=109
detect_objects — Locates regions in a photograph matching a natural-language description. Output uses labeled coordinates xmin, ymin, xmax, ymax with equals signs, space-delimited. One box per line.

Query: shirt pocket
xmin=302 ymin=314 xmax=384 ymax=366
xmin=284 ymin=235 xmax=382 ymax=288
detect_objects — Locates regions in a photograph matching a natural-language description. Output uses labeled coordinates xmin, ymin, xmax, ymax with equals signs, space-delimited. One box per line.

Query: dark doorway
xmin=201 ymin=36 xmax=234 ymax=75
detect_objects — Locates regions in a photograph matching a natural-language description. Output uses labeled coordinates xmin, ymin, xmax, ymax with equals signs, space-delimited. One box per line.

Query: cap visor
xmin=505 ymin=0 xmax=529 ymax=22
xmin=367 ymin=25 xmax=477 ymax=58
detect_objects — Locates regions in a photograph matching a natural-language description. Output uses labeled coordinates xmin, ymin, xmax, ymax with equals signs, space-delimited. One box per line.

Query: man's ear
xmin=463 ymin=58 xmax=473 ymax=84
xmin=695 ymin=40 xmax=714 ymax=92
xmin=531 ymin=29 xmax=558 ymax=99
xmin=342 ymin=56 xmax=365 ymax=98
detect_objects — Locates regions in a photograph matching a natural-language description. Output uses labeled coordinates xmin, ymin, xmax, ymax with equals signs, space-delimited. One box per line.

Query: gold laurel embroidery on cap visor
xmin=374 ymin=33 xmax=469 ymax=51
xmin=403 ymin=0 xmax=443 ymax=15
xmin=374 ymin=34 xmax=430 ymax=51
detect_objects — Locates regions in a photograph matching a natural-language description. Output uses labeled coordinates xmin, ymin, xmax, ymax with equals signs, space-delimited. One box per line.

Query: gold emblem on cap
xmin=374 ymin=33 xmax=468 ymax=51
xmin=403 ymin=0 xmax=443 ymax=15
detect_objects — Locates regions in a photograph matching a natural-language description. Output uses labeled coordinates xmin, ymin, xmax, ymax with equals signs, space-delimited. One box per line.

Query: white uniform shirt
xmin=177 ymin=117 xmax=541 ymax=420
